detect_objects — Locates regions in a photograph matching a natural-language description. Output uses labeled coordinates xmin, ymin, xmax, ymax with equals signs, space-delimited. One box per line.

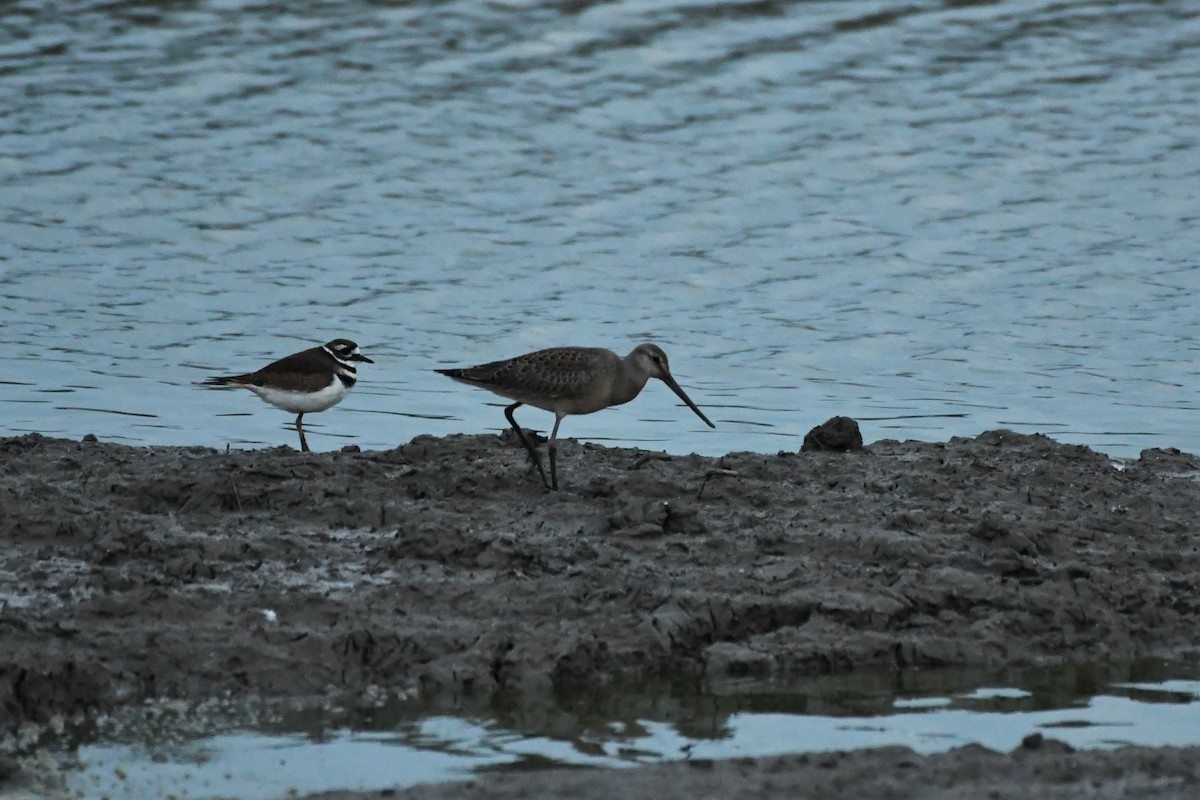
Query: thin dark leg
xmin=295 ymin=413 xmax=310 ymax=452
xmin=503 ymin=403 xmax=549 ymax=488
xmin=547 ymin=414 xmax=564 ymax=491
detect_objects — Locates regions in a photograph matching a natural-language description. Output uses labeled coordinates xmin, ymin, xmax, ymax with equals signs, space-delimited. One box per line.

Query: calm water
xmin=18 ymin=662 xmax=1200 ymax=799
xmin=1 ymin=0 xmax=1198 ymax=457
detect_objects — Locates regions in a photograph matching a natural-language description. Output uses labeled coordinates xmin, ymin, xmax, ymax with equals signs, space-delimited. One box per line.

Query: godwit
xmin=437 ymin=342 xmax=714 ymax=489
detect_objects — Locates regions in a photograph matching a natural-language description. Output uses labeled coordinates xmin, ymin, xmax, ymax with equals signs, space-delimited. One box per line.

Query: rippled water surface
xmin=2 ymin=0 xmax=1198 ymax=457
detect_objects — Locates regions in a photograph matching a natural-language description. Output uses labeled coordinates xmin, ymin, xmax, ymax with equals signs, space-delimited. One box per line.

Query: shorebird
xmin=202 ymin=338 xmax=373 ymax=452
xmin=437 ymin=342 xmax=715 ymax=489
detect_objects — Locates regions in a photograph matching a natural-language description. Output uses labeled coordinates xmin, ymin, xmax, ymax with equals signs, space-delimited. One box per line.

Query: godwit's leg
xmin=295 ymin=413 xmax=310 ymax=452
xmin=504 ymin=402 xmax=550 ymax=488
xmin=547 ymin=413 xmax=565 ymax=491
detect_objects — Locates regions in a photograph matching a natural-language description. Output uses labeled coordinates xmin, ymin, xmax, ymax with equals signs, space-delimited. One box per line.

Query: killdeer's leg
xmin=503 ymin=402 xmax=549 ymax=488
xmin=547 ymin=413 xmax=564 ymax=491
xmin=295 ymin=413 xmax=310 ymax=452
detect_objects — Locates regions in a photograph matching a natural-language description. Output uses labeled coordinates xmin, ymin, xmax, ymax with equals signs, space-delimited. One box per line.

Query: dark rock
xmin=801 ymin=417 xmax=863 ymax=452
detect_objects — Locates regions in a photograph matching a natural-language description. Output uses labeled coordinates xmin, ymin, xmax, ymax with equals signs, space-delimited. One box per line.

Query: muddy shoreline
xmin=384 ymin=736 xmax=1200 ymax=800
xmin=2 ymin=429 xmax=1199 ymax=796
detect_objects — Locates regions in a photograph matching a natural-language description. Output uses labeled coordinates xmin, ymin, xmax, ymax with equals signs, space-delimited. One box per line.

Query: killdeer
xmin=202 ymin=338 xmax=373 ymax=452
xmin=437 ymin=343 xmax=714 ymax=490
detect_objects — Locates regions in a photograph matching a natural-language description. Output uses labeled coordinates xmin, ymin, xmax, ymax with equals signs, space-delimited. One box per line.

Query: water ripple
xmin=1 ymin=0 xmax=1198 ymax=457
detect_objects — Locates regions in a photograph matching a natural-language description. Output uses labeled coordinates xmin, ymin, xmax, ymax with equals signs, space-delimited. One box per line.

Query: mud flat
xmin=373 ymin=736 xmax=1200 ymax=800
xmin=2 ymin=429 xmax=1199 ymax=797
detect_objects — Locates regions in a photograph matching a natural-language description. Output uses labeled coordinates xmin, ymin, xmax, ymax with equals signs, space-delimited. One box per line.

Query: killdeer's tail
xmin=201 ymin=375 xmax=250 ymax=388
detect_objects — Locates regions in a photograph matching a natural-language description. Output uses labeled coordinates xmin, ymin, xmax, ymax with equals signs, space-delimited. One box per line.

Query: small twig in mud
xmin=628 ymin=453 xmax=672 ymax=471
xmin=697 ymin=468 xmax=739 ymax=499
xmin=230 ymin=477 xmax=243 ymax=511
xmin=379 ymin=502 xmax=386 ymax=528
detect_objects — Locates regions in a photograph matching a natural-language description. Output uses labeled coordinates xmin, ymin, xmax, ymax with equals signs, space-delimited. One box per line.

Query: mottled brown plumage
xmin=438 ymin=342 xmax=714 ymax=489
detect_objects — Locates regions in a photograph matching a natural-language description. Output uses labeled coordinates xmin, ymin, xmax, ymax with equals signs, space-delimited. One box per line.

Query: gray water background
xmin=2 ymin=0 xmax=1198 ymax=457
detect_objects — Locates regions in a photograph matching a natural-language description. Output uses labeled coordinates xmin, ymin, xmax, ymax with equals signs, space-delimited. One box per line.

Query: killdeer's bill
xmin=202 ymin=338 xmax=373 ymax=452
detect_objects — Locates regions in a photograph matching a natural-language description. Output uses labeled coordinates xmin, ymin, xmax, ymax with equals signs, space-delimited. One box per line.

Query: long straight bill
xmin=662 ymin=373 xmax=715 ymax=428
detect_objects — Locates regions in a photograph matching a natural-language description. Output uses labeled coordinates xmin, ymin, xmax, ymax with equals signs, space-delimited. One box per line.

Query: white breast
xmin=247 ymin=377 xmax=348 ymax=414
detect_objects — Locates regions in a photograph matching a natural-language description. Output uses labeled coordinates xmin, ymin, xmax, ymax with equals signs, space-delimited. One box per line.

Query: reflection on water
xmin=2 ymin=0 xmax=1199 ymax=458
xmin=20 ymin=661 xmax=1200 ymax=800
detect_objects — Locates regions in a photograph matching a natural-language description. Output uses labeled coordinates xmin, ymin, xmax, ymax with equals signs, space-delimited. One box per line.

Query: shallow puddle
xmin=16 ymin=660 xmax=1200 ymax=800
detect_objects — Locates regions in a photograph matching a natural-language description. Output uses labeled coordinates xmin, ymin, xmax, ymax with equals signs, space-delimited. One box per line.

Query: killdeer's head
xmin=325 ymin=339 xmax=374 ymax=366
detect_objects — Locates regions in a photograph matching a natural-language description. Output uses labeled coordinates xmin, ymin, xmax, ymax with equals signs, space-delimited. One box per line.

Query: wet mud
xmin=2 ymin=428 xmax=1199 ymax=796
xmin=379 ymin=736 xmax=1200 ymax=800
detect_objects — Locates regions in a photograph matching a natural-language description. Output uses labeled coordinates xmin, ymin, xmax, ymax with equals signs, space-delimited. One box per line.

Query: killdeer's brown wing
xmin=203 ymin=345 xmax=336 ymax=391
